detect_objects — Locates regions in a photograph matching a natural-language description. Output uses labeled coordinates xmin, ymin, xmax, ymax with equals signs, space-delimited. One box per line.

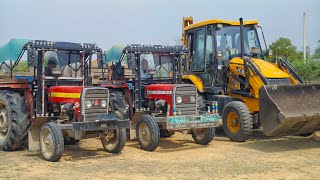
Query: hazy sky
xmin=1 ymin=0 xmax=319 ymax=52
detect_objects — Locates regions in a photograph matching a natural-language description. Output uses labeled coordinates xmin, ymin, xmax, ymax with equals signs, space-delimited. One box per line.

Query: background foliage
xmin=270 ymin=37 xmax=320 ymax=83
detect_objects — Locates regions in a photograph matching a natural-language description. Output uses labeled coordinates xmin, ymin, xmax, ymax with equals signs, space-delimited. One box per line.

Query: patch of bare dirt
xmin=0 ymin=130 xmax=319 ymax=179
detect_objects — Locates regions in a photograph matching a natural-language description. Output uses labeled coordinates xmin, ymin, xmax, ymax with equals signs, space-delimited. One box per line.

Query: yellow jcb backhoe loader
xmin=181 ymin=16 xmax=320 ymax=142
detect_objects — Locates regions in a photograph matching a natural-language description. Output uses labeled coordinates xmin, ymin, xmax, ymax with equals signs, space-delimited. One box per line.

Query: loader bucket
xmin=259 ymin=84 xmax=320 ymax=136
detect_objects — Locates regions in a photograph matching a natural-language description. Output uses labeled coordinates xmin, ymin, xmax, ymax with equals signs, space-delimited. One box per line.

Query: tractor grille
xmin=174 ymin=85 xmax=197 ymax=116
xmin=83 ymin=88 xmax=109 ymax=122
xmin=267 ymin=78 xmax=291 ymax=85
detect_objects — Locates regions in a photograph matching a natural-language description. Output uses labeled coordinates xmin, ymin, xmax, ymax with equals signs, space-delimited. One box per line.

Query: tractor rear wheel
xmin=136 ymin=115 xmax=160 ymax=151
xmin=40 ymin=122 xmax=64 ymax=162
xmin=191 ymin=127 xmax=215 ymax=145
xmin=0 ymin=91 xmax=29 ymax=151
xmin=222 ymin=101 xmax=253 ymax=142
xmin=101 ymin=128 xmax=126 ymax=153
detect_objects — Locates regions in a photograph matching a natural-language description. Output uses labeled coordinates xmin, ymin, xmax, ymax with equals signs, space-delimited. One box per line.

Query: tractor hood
xmin=229 ymin=57 xmax=290 ymax=78
xmin=48 ymin=86 xmax=83 ymax=103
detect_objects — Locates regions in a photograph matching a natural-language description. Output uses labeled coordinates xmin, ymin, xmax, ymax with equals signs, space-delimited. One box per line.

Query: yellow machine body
xmin=181 ymin=17 xmax=320 ymax=136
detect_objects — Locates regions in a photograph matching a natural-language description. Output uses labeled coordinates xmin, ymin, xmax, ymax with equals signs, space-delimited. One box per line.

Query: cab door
xmin=186 ymin=26 xmax=215 ymax=89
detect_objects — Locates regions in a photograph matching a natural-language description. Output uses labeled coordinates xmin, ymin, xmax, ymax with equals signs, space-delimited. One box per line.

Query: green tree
xmin=269 ymin=38 xmax=320 ymax=82
xmin=292 ymin=59 xmax=320 ymax=83
xmin=313 ymin=41 xmax=320 ymax=59
xmin=269 ymin=37 xmax=297 ymax=61
xmin=13 ymin=61 xmax=29 ymax=72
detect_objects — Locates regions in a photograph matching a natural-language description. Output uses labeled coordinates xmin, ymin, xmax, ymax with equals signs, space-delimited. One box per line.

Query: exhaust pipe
xmin=239 ymin=18 xmax=244 ymax=58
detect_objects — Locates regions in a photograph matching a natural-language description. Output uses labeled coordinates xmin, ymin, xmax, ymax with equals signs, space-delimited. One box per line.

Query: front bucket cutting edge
xmin=259 ymin=84 xmax=320 ymax=136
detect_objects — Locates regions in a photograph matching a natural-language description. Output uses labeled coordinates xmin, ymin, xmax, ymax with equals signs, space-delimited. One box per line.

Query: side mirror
xmin=127 ymin=53 xmax=136 ymax=70
xmin=266 ymin=49 xmax=273 ymax=59
xmin=27 ymin=47 xmax=36 ymax=66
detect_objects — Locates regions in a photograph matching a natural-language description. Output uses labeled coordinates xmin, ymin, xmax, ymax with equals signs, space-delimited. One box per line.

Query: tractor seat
xmin=62 ymin=62 xmax=83 ymax=78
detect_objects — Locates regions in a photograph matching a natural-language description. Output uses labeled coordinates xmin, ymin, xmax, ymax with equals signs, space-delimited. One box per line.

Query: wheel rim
xmin=101 ymin=129 xmax=118 ymax=148
xmin=227 ymin=111 xmax=240 ymax=133
xmin=138 ymin=122 xmax=151 ymax=146
xmin=41 ymin=128 xmax=54 ymax=158
xmin=0 ymin=103 xmax=8 ymax=140
xmin=193 ymin=128 xmax=207 ymax=139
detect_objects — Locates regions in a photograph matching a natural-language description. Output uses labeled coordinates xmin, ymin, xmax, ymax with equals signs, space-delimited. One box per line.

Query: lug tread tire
xmin=191 ymin=127 xmax=215 ymax=145
xmin=136 ymin=115 xmax=160 ymax=151
xmin=222 ymin=101 xmax=253 ymax=142
xmin=197 ymin=92 xmax=206 ymax=111
xmin=107 ymin=90 xmax=128 ymax=150
xmin=0 ymin=91 xmax=29 ymax=151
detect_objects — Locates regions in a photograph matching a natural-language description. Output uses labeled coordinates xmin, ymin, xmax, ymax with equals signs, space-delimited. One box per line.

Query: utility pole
xmin=303 ymin=12 xmax=307 ymax=63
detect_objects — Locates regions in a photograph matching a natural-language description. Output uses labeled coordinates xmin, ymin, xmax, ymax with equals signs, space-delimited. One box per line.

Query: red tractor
xmin=0 ymin=39 xmax=129 ymax=161
xmin=99 ymin=44 xmax=220 ymax=151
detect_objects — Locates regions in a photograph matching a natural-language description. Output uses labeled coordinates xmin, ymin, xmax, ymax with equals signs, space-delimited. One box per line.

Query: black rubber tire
xmin=191 ymin=127 xmax=215 ymax=145
xmin=160 ymin=130 xmax=175 ymax=138
xmin=40 ymin=122 xmax=64 ymax=162
xmin=136 ymin=115 xmax=160 ymax=151
xmin=0 ymin=91 xmax=29 ymax=151
xmin=108 ymin=90 xmax=129 ymax=144
xmin=101 ymin=128 xmax=126 ymax=153
xmin=197 ymin=92 xmax=206 ymax=112
xmin=109 ymin=91 xmax=128 ymax=120
xmin=253 ymin=121 xmax=261 ymax=129
xmin=222 ymin=101 xmax=253 ymax=142
xmin=64 ymin=137 xmax=80 ymax=145
xmin=299 ymin=132 xmax=314 ymax=137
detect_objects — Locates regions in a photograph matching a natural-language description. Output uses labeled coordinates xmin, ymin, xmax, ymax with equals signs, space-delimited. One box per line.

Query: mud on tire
xmin=0 ymin=91 xmax=29 ymax=151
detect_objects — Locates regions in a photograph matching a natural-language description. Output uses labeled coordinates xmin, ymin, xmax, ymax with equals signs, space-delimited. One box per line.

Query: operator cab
xmin=25 ymin=40 xmax=103 ymax=115
xmin=183 ymin=19 xmax=268 ymax=94
xmin=26 ymin=41 xmax=102 ymax=87
xmin=105 ymin=44 xmax=188 ymax=113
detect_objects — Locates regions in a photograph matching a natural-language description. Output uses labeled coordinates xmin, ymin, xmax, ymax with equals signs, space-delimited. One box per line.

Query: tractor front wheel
xmin=100 ymin=128 xmax=126 ymax=153
xmin=222 ymin=101 xmax=253 ymax=142
xmin=136 ymin=115 xmax=160 ymax=151
xmin=191 ymin=127 xmax=215 ymax=145
xmin=40 ymin=122 xmax=64 ymax=162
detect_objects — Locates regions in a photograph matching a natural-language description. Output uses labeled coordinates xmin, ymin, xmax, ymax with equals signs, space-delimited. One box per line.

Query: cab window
xmin=190 ymin=28 xmax=205 ymax=71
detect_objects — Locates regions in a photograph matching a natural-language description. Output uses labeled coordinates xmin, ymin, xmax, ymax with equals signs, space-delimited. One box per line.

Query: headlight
xmin=176 ymin=96 xmax=182 ymax=104
xmin=189 ymin=96 xmax=196 ymax=103
xmin=101 ymin=100 xmax=107 ymax=108
xmin=85 ymin=100 xmax=92 ymax=109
